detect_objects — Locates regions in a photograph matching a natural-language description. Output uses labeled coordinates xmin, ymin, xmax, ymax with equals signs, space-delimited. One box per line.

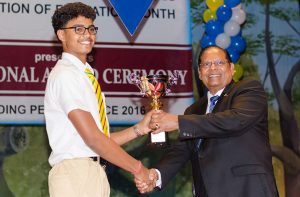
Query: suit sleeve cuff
xmin=155 ymin=169 xmax=162 ymax=188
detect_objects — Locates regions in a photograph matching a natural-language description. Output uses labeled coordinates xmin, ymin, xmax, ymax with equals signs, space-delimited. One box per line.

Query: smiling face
xmin=57 ymin=16 xmax=96 ymax=63
xmin=198 ymin=47 xmax=234 ymax=94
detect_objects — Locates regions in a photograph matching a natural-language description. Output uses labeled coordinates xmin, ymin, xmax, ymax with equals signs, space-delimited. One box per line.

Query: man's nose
xmin=210 ymin=62 xmax=218 ymax=69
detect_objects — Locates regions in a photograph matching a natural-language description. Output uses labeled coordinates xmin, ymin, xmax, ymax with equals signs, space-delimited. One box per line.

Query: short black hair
xmin=52 ymin=2 xmax=96 ymax=34
xmin=198 ymin=46 xmax=232 ymax=66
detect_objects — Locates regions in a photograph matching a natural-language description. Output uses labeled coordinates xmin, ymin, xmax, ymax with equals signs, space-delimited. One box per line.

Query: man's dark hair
xmin=198 ymin=45 xmax=232 ymax=66
xmin=52 ymin=2 xmax=96 ymax=34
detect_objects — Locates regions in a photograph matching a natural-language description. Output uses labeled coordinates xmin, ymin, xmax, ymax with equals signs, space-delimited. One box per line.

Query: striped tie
xmin=195 ymin=95 xmax=220 ymax=150
xmin=85 ymin=69 xmax=109 ymax=137
xmin=209 ymin=95 xmax=220 ymax=113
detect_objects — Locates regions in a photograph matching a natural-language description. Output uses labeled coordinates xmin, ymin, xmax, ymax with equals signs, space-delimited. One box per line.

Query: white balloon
xmin=231 ymin=8 xmax=246 ymax=24
xmin=224 ymin=20 xmax=241 ymax=36
xmin=232 ymin=3 xmax=243 ymax=10
xmin=216 ymin=33 xmax=231 ymax=49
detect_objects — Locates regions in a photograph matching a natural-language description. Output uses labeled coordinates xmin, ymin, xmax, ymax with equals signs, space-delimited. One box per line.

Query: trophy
xmin=130 ymin=72 xmax=178 ymax=146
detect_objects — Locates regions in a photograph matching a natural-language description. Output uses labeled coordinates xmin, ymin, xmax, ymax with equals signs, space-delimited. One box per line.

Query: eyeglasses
xmin=199 ymin=60 xmax=229 ymax=69
xmin=60 ymin=25 xmax=98 ymax=35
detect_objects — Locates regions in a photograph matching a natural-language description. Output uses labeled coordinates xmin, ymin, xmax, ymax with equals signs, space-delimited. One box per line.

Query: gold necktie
xmin=85 ymin=68 xmax=109 ymax=136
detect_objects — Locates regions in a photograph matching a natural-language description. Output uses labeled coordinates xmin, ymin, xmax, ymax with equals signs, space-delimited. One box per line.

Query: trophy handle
xmin=168 ymin=70 xmax=179 ymax=85
xmin=130 ymin=73 xmax=139 ymax=84
xmin=165 ymin=70 xmax=179 ymax=95
xmin=130 ymin=73 xmax=146 ymax=96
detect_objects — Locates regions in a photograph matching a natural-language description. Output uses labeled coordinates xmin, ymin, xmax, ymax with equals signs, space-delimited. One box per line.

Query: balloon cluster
xmin=201 ymin=0 xmax=247 ymax=66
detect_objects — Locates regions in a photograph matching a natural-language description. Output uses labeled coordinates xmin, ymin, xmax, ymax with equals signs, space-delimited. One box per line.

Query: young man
xmin=45 ymin=2 xmax=153 ymax=197
xmin=136 ymin=46 xmax=279 ymax=197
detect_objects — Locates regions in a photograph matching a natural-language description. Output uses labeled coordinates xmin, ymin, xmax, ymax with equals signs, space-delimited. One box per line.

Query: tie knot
xmin=85 ymin=68 xmax=93 ymax=75
xmin=210 ymin=95 xmax=220 ymax=105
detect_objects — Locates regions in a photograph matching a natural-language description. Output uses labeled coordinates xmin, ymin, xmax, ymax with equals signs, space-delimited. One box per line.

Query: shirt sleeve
xmin=52 ymin=69 xmax=90 ymax=114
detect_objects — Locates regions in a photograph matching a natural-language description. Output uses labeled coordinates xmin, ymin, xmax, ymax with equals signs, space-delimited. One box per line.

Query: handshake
xmin=131 ymin=110 xmax=179 ymax=193
xmin=133 ymin=168 xmax=159 ymax=193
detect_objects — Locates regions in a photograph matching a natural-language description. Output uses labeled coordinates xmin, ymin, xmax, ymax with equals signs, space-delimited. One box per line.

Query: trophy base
xmin=151 ymin=132 xmax=166 ymax=143
xmin=147 ymin=132 xmax=168 ymax=149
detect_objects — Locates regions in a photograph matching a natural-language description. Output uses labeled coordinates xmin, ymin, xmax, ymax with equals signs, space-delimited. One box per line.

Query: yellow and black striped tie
xmin=85 ymin=69 xmax=109 ymax=137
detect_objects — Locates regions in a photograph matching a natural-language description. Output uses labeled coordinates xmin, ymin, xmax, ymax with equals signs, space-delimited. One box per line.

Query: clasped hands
xmin=134 ymin=168 xmax=158 ymax=193
xmin=134 ymin=110 xmax=179 ymax=193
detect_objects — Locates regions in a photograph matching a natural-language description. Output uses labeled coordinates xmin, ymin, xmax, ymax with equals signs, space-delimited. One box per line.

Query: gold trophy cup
xmin=130 ymin=72 xmax=178 ymax=146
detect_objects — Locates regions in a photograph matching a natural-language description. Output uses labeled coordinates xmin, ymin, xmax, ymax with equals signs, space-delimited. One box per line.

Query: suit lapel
xmin=211 ymin=80 xmax=235 ymax=113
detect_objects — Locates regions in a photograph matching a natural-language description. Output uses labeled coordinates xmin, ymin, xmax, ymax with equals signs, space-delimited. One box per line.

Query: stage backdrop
xmin=0 ymin=0 xmax=193 ymax=125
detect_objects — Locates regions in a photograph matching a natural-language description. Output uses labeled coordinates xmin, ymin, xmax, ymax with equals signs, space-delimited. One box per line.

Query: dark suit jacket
xmin=155 ymin=79 xmax=278 ymax=197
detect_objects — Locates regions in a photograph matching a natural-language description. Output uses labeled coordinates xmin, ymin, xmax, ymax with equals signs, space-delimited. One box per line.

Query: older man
xmin=136 ymin=46 xmax=279 ymax=197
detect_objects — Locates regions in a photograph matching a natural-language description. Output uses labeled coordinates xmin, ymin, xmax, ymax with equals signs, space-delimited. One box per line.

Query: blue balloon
xmin=224 ymin=0 xmax=241 ymax=8
xmin=216 ymin=5 xmax=232 ymax=22
xmin=201 ymin=34 xmax=216 ymax=48
xmin=205 ymin=20 xmax=224 ymax=37
xmin=230 ymin=36 xmax=246 ymax=53
xmin=237 ymin=30 xmax=242 ymax=37
xmin=226 ymin=47 xmax=240 ymax=63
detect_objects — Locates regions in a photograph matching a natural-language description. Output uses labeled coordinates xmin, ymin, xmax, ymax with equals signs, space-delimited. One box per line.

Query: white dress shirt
xmin=44 ymin=52 xmax=108 ymax=166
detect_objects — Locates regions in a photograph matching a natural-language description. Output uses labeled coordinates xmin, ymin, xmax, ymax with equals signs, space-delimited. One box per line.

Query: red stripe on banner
xmin=0 ymin=45 xmax=193 ymax=95
xmin=104 ymin=94 xmax=193 ymax=98
xmin=95 ymin=42 xmax=192 ymax=48
xmin=0 ymin=39 xmax=60 ymax=44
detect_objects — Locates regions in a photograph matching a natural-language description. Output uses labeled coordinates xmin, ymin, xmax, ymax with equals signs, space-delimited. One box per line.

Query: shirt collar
xmin=207 ymin=88 xmax=224 ymax=101
xmin=62 ymin=52 xmax=93 ymax=73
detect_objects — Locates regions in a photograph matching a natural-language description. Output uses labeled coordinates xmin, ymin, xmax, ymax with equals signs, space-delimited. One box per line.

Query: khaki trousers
xmin=48 ymin=158 xmax=110 ymax=197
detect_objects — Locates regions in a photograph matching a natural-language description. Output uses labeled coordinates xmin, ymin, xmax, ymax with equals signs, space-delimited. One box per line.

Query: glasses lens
xmin=202 ymin=62 xmax=212 ymax=68
xmin=216 ymin=60 xmax=227 ymax=66
xmin=75 ymin=26 xmax=86 ymax=34
xmin=88 ymin=26 xmax=97 ymax=35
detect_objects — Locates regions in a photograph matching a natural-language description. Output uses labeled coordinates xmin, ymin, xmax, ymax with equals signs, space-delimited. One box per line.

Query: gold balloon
xmin=203 ymin=9 xmax=217 ymax=23
xmin=233 ymin=63 xmax=244 ymax=82
xmin=206 ymin=0 xmax=224 ymax=11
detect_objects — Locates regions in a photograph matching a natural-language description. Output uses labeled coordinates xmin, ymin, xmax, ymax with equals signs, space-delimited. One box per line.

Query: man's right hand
xmin=134 ymin=168 xmax=158 ymax=194
xmin=149 ymin=110 xmax=179 ymax=133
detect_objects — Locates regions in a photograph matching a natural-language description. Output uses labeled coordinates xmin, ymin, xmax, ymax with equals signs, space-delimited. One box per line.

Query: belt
xmin=90 ymin=157 xmax=108 ymax=170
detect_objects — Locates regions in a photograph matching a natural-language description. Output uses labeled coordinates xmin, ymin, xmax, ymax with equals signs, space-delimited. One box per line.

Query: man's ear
xmin=198 ymin=67 xmax=203 ymax=80
xmin=57 ymin=29 xmax=65 ymax=42
xmin=230 ymin=63 xmax=235 ymax=75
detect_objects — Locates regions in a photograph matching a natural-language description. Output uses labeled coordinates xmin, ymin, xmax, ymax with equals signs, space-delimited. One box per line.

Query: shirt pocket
xmin=231 ymin=164 xmax=266 ymax=176
xmin=231 ymin=164 xmax=274 ymax=197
